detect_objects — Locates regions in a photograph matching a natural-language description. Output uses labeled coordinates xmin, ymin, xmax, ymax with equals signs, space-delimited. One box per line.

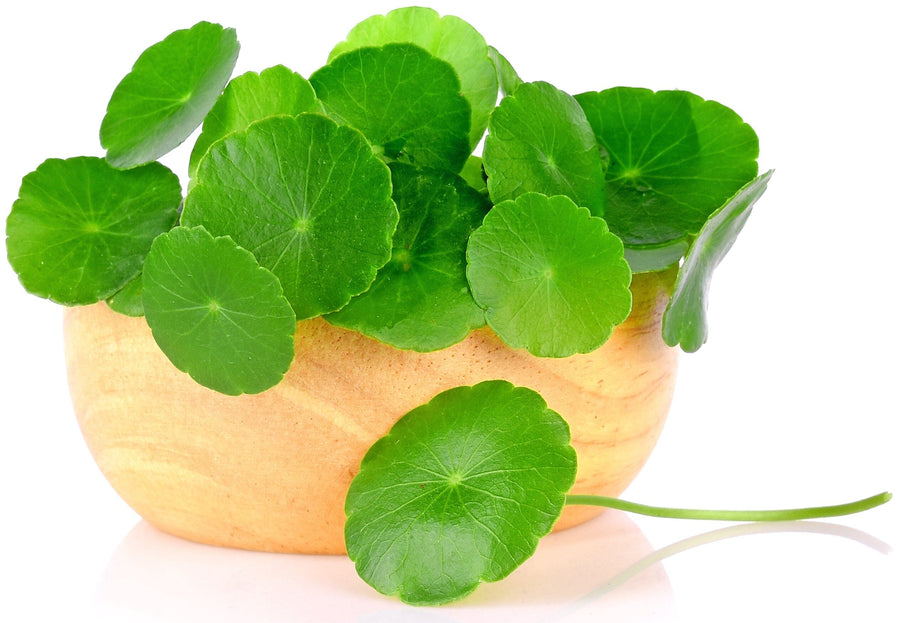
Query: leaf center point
xmin=447 ymin=472 xmax=464 ymax=487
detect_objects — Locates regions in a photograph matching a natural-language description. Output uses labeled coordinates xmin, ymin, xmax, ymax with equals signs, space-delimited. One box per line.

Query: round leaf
xmin=327 ymin=163 xmax=488 ymax=351
xmin=466 ymin=193 xmax=632 ymax=357
xmin=188 ymin=65 xmax=320 ymax=178
xmin=100 ymin=21 xmax=240 ymax=169
xmin=328 ymin=6 xmax=498 ymax=149
xmin=142 ymin=226 xmax=296 ymax=396
xmin=575 ymin=87 xmax=759 ymax=245
xmin=345 ymin=380 xmax=577 ymax=605
xmin=310 ymin=43 xmax=471 ymax=172
xmin=182 ymin=113 xmax=397 ymax=319
xmin=483 ymin=81 xmax=607 ymax=216
xmin=6 ymin=156 xmax=180 ymax=305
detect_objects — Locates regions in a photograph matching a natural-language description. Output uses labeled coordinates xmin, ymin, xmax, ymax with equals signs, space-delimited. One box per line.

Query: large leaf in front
xmin=345 ymin=380 xmax=577 ymax=605
xmin=663 ymin=171 xmax=773 ymax=352
xmin=327 ymin=163 xmax=488 ymax=351
xmin=576 ymin=87 xmax=759 ymax=246
xmin=100 ymin=22 xmax=240 ymax=169
xmin=142 ymin=226 xmax=296 ymax=395
xmin=6 ymin=157 xmax=180 ymax=305
xmin=183 ymin=113 xmax=397 ymax=319
xmin=328 ymin=6 xmax=498 ymax=150
xmin=466 ymin=193 xmax=632 ymax=357
xmin=188 ymin=65 xmax=320 ymax=177
xmin=483 ymin=81 xmax=607 ymax=216
xmin=310 ymin=43 xmax=471 ymax=172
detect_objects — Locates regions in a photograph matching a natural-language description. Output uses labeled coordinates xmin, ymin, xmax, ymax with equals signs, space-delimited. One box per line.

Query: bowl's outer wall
xmin=64 ymin=270 xmax=678 ymax=554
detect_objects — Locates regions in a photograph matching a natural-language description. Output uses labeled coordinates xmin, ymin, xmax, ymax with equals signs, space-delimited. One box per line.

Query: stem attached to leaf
xmin=565 ymin=492 xmax=892 ymax=521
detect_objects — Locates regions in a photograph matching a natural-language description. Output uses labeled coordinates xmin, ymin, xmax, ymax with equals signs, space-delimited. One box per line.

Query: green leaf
xmin=182 ymin=113 xmax=397 ymax=319
xmin=188 ymin=65 xmax=320 ymax=178
xmin=466 ymin=193 xmax=632 ymax=357
xmin=310 ymin=43 xmax=471 ymax=172
xmin=106 ymin=273 xmax=144 ymax=317
xmin=100 ymin=22 xmax=239 ymax=170
xmin=575 ymin=87 xmax=759 ymax=245
xmin=483 ymin=81 xmax=607 ymax=216
xmin=662 ymin=171 xmax=773 ymax=352
xmin=328 ymin=6 xmax=497 ymax=150
xmin=142 ymin=226 xmax=296 ymax=395
xmin=345 ymin=380 xmax=577 ymax=605
xmin=327 ymin=163 xmax=488 ymax=351
xmin=624 ymin=238 xmax=690 ymax=274
xmin=487 ymin=45 xmax=523 ymax=96
xmin=459 ymin=155 xmax=488 ymax=195
xmin=6 ymin=157 xmax=180 ymax=305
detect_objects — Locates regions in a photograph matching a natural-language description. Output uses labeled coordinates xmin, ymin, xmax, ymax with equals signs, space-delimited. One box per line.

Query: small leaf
xmin=576 ymin=87 xmax=759 ymax=245
xmin=487 ymin=45 xmax=523 ymax=96
xmin=100 ymin=21 xmax=240 ymax=169
xmin=327 ymin=163 xmax=488 ymax=351
xmin=311 ymin=43 xmax=471 ymax=172
xmin=328 ymin=6 xmax=497 ymax=149
xmin=345 ymin=380 xmax=577 ymax=605
xmin=6 ymin=157 xmax=180 ymax=305
xmin=188 ymin=65 xmax=320 ymax=178
xmin=106 ymin=273 xmax=144 ymax=317
xmin=183 ymin=113 xmax=397 ymax=320
xmin=466 ymin=193 xmax=632 ymax=357
xmin=142 ymin=226 xmax=296 ymax=395
xmin=459 ymin=155 xmax=488 ymax=195
xmin=624 ymin=238 xmax=690 ymax=274
xmin=663 ymin=171 xmax=773 ymax=352
xmin=483 ymin=81 xmax=607 ymax=216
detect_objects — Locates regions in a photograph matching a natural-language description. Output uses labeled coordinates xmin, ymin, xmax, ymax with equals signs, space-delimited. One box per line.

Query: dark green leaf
xmin=328 ymin=6 xmax=497 ymax=149
xmin=663 ymin=171 xmax=773 ymax=352
xmin=106 ymin=273 xmax=144 ymax=317
xmin=100 ymin=21 xmax=240 ymax=169
xmin=310 ymin=43 xmax=471 ymax=172
xmin=487 ymin=45 xmax=523 ymax=96
xmin=327 ymin=163 xmax=488 ymax=351
xmin=483 ymin=81 xmax=607 ymax=216
xmin=466 ymin=193 xmax=632 ymax=357
xmin=345 ymin=380 xmax=577 ymax=605
xmin=142 ymin=226 xmax=296 ymax=395
xmin=6 ymin=157 xmax=180 ymax=305
xmin=182 ymin=113 xmax=397 ymax=319
xmin=188 ymin=65 xmax=320 ymax=178
xmin=575 ymin=87 xmax=759 ymax=245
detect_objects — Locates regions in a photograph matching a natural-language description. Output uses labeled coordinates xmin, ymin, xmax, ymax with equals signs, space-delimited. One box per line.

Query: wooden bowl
xmin=64 ymin=269 xmax=678 ymax=554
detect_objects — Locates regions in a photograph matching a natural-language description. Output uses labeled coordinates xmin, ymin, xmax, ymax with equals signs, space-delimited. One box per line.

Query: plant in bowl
xmin=5 ymin=6 xmax=889 ymax=606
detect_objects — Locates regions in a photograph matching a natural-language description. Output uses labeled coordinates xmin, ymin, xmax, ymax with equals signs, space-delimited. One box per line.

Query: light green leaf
xmin=624 ymin=238 xmax=690 ymax=274
xmin=487 ymin=45 xmax=523 ymax=96
xmin=327 ymin=163 xmax=488 ymax=351
xmin=575 ymin=87 xmax=759 ymax=245
xmin=106 ymin=273 xmax=144 ymax=317
xmin=100 ymin=21 xmax=240 ymax=169
xmin=663 ymin=171 xmax=773 ymax=352
xmin=142 ymin=226 xmax=296 ymax=395
xmin=183 ymin=113 xmax=397 ymax=319
xmin=6 ymin=157 xmax=180 ymax=305
xmin=328 ymin=6 xmax=497 ymax=149
xmin=188 ymin=65 xmax=320 ymax=178
xmin=346 ymin=380 xmax=577 ymax=605
xmin=466 ymin=193 xmax=632 ymax=357
xmin=483 ymin=81 xmax=607 ymax=216
xmin=310 ymin=43 xmax=471 ymax=172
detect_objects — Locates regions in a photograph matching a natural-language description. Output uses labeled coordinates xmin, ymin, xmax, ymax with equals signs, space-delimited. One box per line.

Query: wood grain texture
xmin=64 ymin=270 xmax=678 ymax=554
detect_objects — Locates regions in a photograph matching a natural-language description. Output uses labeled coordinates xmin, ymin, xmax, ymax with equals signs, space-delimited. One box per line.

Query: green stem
xmin=564 ymin=491 xmax=892 ymax=521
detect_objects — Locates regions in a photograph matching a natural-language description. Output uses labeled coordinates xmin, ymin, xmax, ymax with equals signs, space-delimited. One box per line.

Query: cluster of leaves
xmin=7 ymin=7 xmax=771 ymax=395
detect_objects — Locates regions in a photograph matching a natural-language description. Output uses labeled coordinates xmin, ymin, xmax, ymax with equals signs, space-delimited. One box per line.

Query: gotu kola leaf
xmin=328 ymin=6 xmax=497 ymax=150
xmin=345 ymin=380 xmax=577 ymax=605
xmin=142 ymin=225 xmax=296 ymax=395
xmin=183 ymin=113 xmax=398 ymax=320
xmin=6 ymin=156 xmax=180 ymax=306
xmin=663 ymin=170 xmax=773 ymax=352
xmin=327 ymin=163 xmax=488 ymax=351
xmin=100 ymin=21 xmax=240 ymax=170
xmin=466 ymin=193 xmax=632 ymax=357
xmin=106 ymin=273 xmax=144 ymax=317
xmin=310 ymin=43 xmax=471 ymax=172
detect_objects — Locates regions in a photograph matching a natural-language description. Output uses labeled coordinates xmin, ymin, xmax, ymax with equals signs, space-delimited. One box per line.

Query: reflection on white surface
xmin=94 ymin=511 xmax=674 ymax=622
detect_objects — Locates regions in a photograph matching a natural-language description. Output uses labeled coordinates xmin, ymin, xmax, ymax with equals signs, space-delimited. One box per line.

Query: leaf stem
xmin=564 ymin=492 xmax=892 ymax=521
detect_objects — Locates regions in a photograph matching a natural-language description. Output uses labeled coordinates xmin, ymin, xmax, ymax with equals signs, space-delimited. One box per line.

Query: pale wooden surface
xmin=64 ymin=270 xmax=678 ymax=554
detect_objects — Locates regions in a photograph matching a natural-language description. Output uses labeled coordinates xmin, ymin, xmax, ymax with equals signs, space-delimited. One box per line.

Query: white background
xmin=1 ymin=1 xmax=897 ymax=621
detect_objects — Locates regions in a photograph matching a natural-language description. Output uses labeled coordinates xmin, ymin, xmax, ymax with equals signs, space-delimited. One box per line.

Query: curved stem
xmin=564 ymin=491 xmax=892 ymax=521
